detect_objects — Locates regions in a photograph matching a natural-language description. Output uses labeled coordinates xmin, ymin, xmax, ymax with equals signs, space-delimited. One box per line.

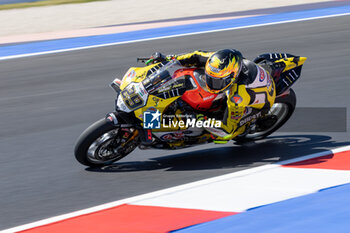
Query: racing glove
xmin=146 ymin=52 xmax=167 ymax=65
xmin=146 ymin=52 xmax=176 ymax=65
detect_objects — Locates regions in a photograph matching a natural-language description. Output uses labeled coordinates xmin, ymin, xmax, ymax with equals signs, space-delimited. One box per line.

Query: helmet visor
xmin=205 ymin=73 xmax=233 ymax=91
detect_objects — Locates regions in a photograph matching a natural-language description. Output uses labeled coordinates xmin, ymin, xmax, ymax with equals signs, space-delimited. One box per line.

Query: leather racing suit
xmin=174 ymin=50 xmax=276 ymax=140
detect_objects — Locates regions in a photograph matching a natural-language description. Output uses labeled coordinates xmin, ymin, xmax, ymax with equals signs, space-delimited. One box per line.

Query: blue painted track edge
xmin=1 ymin=5 xmax=350 ymax=58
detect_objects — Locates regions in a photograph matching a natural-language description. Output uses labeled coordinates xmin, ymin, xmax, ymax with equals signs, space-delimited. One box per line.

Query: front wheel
xmin=235 ymin=88 xmax=296 ymax=143
xmin=74 ymin=118 xmax=137 ymax=167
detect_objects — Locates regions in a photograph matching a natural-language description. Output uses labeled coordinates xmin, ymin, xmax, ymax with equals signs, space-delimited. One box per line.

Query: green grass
xmin=0 ymin=0 xmax=107 ymax=10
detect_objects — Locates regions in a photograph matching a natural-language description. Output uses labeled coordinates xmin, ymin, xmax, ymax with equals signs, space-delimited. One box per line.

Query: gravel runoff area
xmin=0 ymin=0 xmax=332 ymax=36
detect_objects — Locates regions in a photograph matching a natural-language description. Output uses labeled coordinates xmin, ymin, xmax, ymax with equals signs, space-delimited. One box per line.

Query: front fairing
xmin=113 ymin=60 xmax=184 ymax=114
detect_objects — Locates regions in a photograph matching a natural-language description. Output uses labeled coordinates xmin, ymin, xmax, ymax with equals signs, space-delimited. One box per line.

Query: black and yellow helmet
xmin=205 ymin=49 xmax=243 ymax=93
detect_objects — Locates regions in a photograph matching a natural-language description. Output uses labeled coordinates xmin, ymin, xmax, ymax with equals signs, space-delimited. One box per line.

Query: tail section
xmin=254 ymin=53 xmax=307 ymax=95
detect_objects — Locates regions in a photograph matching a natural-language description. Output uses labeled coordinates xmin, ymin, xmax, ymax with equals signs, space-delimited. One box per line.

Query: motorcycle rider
xmin=150 ymin=49 xmax=276 ymax=141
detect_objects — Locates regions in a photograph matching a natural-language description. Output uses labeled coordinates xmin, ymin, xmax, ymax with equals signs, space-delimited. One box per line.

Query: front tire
xmin=74 ymin=119 xmax=136 ymax=167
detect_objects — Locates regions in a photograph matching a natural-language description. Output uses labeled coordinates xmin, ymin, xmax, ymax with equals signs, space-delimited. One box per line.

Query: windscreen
xmin=142 ymin=60 xmax=183 ymax=94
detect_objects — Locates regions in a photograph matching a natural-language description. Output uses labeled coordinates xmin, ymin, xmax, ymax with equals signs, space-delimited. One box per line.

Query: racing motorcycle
xmin=74 ymin=53 xmax=307 ymax=167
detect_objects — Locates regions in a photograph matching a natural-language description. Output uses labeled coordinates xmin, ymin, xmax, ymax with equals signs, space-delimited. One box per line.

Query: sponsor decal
xmin=160 ymin=132 xmax=185 ymax=141
xmin=123 ymin=69 xmax=136 ymax=83
xmin=231 ymin=115 xmax=241 ymax=120
xmin=243 ymin=107 xmax=253 ymax=117
xmin=173 ymin=132 xmax=184 ymax=139
xmin=113 ymin=79 xmax=122 ymax=85
xmin=231 ymin=94 xmax=242 ymax=104
xmin=136 ymin=83 xmax=147 ymax=97
xmin=239 ymin=112 xmax=262 ymax=127
xmin=253 ymin=93 xmax=266 ymax=105
xmin=203 ymin=95 xmax=215 ymax=101
xmin=204 ymin=127 xmax=228 ymax=137
xmin=161 ymin=133 xmax=173 ymax=141
xmin=259 ymin=67 xmax=265 ymax=82
xmin=173 ymin=83 xmax=185 ymax=88
xmin=143 ymin=108 xmax=161 ymax=129
xmin=139 ymin=83 xmax=147 ymax=95
xmin=122 ymin=131 xmax=130 ymax=139
xmin=146 ymin=107 xmax=157 ymax=113
xmin=147 ymin=129 xmax=153 ymax=140
xmin=157 ymin=82 xmax=184 ymax=93
xmin=214 ymin=93 xmax=225 ymax=100
xmin=152 ymin=97 xmax=160 ymax=107
xmin=127 ymin=69 xmax=136 ymax=79
xmin=266 ymin=74 xmax=272 ymax=87
xmin=231 ymin=111 xmax=242 ymax=120
xmin=157 ymin=86 xmax=170 ymax=93
xmin=268 ymin=78 xmax=274 ymax=96
xmin=117 ymin=96 xmax=129 ymax=111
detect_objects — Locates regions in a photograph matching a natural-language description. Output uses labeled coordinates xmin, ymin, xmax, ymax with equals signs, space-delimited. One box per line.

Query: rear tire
xmin=234 ymin=89 xmax=296 ymax=143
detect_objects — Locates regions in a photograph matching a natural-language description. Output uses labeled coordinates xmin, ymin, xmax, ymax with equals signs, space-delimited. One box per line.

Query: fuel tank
xmin=181 ymin=69 xmax=224 ymax=112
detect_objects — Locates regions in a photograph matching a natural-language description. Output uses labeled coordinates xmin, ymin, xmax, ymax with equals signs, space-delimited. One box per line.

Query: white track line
xmin=1 ymin=12 xmax=350 ymax=61
xmin=134 ymin=167 xmax=350 ymax=212
xmin=2 ymin=145 xmax=350 ymax=233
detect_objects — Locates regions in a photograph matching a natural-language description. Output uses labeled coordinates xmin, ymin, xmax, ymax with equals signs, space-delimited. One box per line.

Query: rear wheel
xmin=235 ymin=89 xmax=296 ymax=143
xmin=74 ymin=118 xmax=137 ymax=167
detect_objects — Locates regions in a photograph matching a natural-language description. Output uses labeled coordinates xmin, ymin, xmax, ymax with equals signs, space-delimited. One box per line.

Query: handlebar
xmin=137 ymin=57 xmax=150 ymax=63
xmin=137 ymin=57 xmax=155 ymax=66
xmin=137 ymin=55 xmax=176 ymax=66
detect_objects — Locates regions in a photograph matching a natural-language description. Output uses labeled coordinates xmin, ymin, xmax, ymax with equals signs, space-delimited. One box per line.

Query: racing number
xmin=121 ymin=85 xmax=144 ymax=109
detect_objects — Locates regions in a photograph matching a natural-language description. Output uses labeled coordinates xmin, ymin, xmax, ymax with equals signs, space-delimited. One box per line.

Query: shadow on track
xmin=86 ymin=134 xmax=350 ymax=173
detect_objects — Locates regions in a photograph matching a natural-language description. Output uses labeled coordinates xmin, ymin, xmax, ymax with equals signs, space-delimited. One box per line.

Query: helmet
xmin=205 ymin=49 xmax=243 ymax=93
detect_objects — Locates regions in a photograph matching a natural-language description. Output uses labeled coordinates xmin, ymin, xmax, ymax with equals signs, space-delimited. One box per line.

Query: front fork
xmin=105 ymin=111 xmax=153 ymax=146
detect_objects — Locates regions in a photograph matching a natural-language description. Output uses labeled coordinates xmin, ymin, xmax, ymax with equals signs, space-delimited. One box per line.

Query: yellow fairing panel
xmin=120 ymin=63 xmax=161 ymax=90
xmin=217 ymin=76 xmax=276 ymax=140
xmin=277 ymin=57 xmax=307 ymax=72
xmin=134 ymin=95 xmax=181 ymax=131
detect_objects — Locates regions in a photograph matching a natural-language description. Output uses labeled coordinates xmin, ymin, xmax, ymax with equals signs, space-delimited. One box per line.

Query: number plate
xmin=118 ymin=82 xmax=148 ymax=112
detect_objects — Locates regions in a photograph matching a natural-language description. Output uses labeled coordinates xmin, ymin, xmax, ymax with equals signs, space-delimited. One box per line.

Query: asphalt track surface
xmin=1 ymin=15 xmax=350 ymax=230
